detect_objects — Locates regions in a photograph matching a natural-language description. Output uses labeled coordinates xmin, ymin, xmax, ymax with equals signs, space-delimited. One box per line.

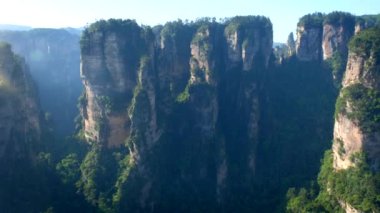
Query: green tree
xmin=56 ymin=153 xmax=80 ymax=184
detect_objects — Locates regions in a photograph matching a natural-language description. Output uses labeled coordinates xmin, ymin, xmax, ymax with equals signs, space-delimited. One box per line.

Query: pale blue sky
xmin=0 ymin=0 xmax=379 ymax=42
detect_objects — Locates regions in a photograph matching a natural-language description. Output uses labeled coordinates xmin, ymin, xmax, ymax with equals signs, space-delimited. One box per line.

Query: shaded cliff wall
xmin=0 ymin=42 xmax=41 ymax=162
xmin=0 ymin=29 xmax=81 ymax=136
xmin=0 ymin=42 xmax=45 ymax=212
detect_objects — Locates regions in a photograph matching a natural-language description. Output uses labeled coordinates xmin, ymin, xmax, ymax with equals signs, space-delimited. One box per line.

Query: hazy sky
xmin=1 ymin=0 xmax=379 ymax=42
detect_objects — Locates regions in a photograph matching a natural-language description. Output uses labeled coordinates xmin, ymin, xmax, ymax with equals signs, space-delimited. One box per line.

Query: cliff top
xmin=324 ymin=11 xmax=355 ymax=28
xmin=297 ymin=12 xmax=324 ymax=28
xmin=297 ymin=12 xmax=380 ymax=29
xmin=356 ymin=14 xmax=380 ymax=27
xmin=81 ymin=16 xmax=272 ymax=39
xmin=349 ymin=27 xmax=380 ymax=61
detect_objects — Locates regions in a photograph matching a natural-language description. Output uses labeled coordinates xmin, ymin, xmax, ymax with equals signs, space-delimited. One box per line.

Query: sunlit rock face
xmin=80 ymin=24 xmax=142 ymax=147
xmin=321 ymin=13 xmax=355 ymax=60
xmin=296 ymin=12 xmax=357 ymax=63
xmin=333 ymin=28 xmax=380 ymax=171
xmin=322 ymin=24 xmax=354 ymax=60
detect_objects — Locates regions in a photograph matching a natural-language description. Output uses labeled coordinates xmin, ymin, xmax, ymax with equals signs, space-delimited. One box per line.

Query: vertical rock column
xmin=296 ymin=16 xmax=323 ymax=62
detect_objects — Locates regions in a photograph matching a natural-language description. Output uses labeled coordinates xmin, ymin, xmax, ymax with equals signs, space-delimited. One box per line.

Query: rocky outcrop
xmin=322 ymin=24 xmax=354 ymax=60
xmin=322 ymin=13 xmax=355 ymax=60
xmin=333 ymin=115 xmax=364 ymax=169
xmin=225 ymin=17 xmax=272 ymax=69
xmin=295 ymin=13 xmax=324 ymax=61
xmin=333 ymin=28 xmax=380 ymax=171
xmin=343 ymin=50 xmax=380 ymax=90
xmin=295 ymin=12 xmax=357 ymax=64
xmin=190 ymin=26 xmax=216 ymax=85
xmin=0 ymin=42 xmax=41 ymax=163
xmin=156 ymin=22 xmax=192 ymax=112
xmin=80 ymin=21 xmax=143 ymax=147
xmin=339 ymin=200 xmax=363 ymax=213
xmin=79 ymin=17 xmax=272 ymax=211
xmin=296 ymin=25 xmax=323 ymax=61
xmin=189 ymin=24 xmax=219 ymax=134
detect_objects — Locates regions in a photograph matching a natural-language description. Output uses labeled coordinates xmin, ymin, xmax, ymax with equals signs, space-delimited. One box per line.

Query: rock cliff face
xmin=79 ymin=17 xmax=272 ymax=211
xmin=322 ymin=24 xmax=354 ymax=60
xmin=322 ymin=13 xmax=355 ymax=60
xmin=296 ymin=12 xmax=356 ymax=62
xmin=80 ymin=21 xmax=151 ymax=148
xmin=294 ymin=12 xmax=374 ymax=87
xmin=0 ymin=29 xmax=81 ymax=136
xmin=296 ymin=25 xmax=323 ymax=61
xmin=286 ymin=25 xmax=380 ymax=213
xmin=331 ymin=28 xmax=380 ymax=212
xmin=0 ymin=42 xmax=41 ymax=165
xmin=333 ymin=28 xmax=380 ymax=171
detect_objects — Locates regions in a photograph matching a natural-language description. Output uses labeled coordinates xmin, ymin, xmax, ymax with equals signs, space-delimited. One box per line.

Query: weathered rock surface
xmin=296 ymin=25 xmax=323 ymax=61
xmin=333 ymin=29 xmax=380 ymax=171
xmin=322 ymin=24 xmax=354 ymax=60
xmin=332 ymin=28 xmax=380 ymax=212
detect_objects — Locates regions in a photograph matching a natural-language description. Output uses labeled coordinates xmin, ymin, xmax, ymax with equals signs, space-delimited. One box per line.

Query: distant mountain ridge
xmin=0 ymin=24 xmax=32 ymax=31
xmin=0 ymin=24 xmax=83 ymax=35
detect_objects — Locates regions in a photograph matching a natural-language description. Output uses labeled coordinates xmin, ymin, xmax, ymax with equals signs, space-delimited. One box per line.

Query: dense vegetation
xmin=336 ymin=84 xmax=380 ymax=132
xmin=349 ymin=27 xmax=380 ymax=61
xmin=286 ymin=150 xmax=380 ymax=212
xmin=356 ymin=14 xmax=380 ymax=29
xmin=324 ymin=11 xmax=355 ymax=29
xmin=224 ymin=15 xmax=272 ymax=34
xmin=298 ymin=12 xmax=324 ymax=28
xmin=80 ymin=19 xmax=143 ymax=55
xmin=325 ymin=51 xmax=346 ymax=87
